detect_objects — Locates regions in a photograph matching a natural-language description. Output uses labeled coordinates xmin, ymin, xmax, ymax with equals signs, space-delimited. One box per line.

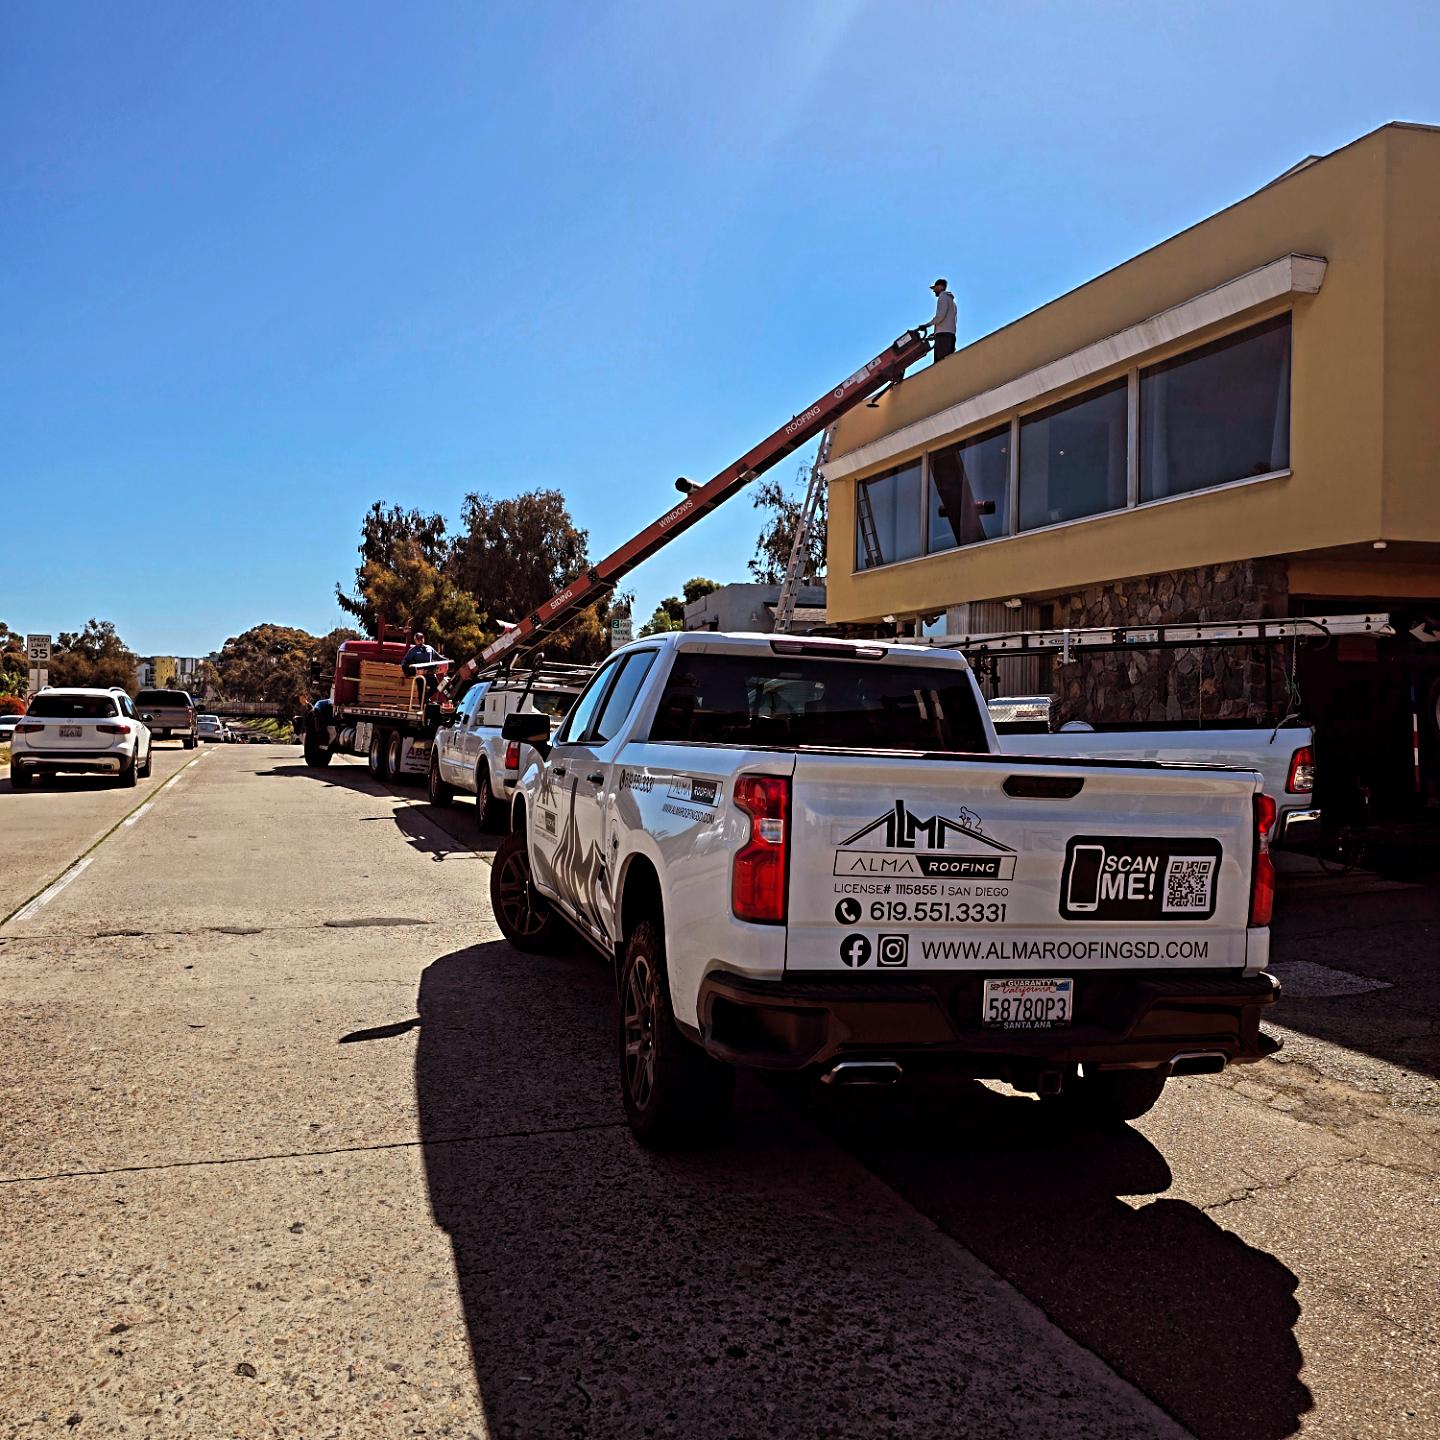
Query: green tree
xmin=349 ymin=540 xmax=488 ymax=664
xmin=337 ymin=502 xmax=451 ymax=636
xmin=0 ymin=622 xmax=26 ymax=698
xmin=214 ymin=624 xmax=318 ymax=715
xmin=639 ymin=595 xmax=685 ymax=637
xmin=683 ymin=577 xmax=721 ymax=605
xmin=48 ymin=620 xmax=138 ymax=692
xmin=748 ymin=465 xmax=825 ymax=585
xmin=449 ymin=488 xmax=612 ymax=663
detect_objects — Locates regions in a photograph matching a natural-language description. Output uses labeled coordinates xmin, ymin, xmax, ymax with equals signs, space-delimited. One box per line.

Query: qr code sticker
xmin=1163 ymin=855 xmax=1216 ymax=912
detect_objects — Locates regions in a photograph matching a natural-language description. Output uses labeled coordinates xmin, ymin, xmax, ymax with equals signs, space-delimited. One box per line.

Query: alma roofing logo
xmin=840 ymin=800 xmax=1014 ymax=853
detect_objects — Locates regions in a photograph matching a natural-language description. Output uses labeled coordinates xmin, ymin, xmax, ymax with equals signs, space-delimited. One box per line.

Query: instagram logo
xmin=877 ymin=934 xmax=909 ymax=968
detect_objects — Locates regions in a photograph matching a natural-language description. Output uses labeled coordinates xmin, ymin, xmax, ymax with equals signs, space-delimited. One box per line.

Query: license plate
xmin=59 ymin=726 xmax=83 ymax=738
xmin=982 ymin=977 xmax=1073 ymax=1029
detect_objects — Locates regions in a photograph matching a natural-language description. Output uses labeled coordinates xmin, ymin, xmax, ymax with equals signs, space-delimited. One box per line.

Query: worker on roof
xmin=928 ymin=278 xmax=957 ymax=363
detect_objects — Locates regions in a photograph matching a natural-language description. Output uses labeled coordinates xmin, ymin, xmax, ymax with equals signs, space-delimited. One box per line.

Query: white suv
xmin=10 ymin=688 xmax=154 ymax=789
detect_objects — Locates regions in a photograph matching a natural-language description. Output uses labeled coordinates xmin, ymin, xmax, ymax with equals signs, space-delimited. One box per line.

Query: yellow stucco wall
xmin=827 ymin=124 xmax=1439 ymax=622
xmin=1382 ymin=127 xmax=1440 ymax=542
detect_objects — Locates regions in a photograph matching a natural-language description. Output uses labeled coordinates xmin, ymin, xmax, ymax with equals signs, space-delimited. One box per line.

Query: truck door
xmin=531 ymin=654 xmax=625 ymax=898
xmin=558 ymin=650 xmax=659 ymax=944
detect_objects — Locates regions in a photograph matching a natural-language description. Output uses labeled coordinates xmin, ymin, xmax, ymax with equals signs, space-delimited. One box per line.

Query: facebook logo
xmin=839 ymin=933 xmax=872 ymax=968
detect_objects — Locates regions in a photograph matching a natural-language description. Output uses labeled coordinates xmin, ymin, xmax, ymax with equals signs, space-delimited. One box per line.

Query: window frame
xmin=553 ymin=655 xmax=628 ymax=746
xmin=587 ymin=650 xmax=660 ymax=746
xmin=849 ymin=308 xmax=1295 ymax=573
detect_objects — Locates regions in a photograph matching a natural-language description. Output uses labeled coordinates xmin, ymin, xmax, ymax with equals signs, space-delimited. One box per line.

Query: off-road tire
xmin=619 ymin=919 xmax=735 ymax=1149
xmin=489 ymin=832 xmax=566 ymax=953
xmin=11 ymin=766 xmax=33 ymax=789
xmin=368 ymin=729 xmax=390 ymax=781
xmin=1054 ymin=1066 xmax=1169 ymax=1127
xmin=475 ymin=763 xmax=504 ymax=831
xmin=429 ymin=752 xmax=454 ymax=806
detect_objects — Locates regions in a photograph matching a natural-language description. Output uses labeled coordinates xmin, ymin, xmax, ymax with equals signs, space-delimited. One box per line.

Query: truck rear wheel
xmin=387 ymin=730 xmax=406 ymax=781
xmin=490 ymin=832 xmax=565 ymax=953
xmin=304 ymin=734 xmax=332 ymax=768
xmin=1052 ymin=1065 xmax=1169 ymax=1127
xmin=183 ymin=735 xmax=196 ymax=751
xmin=429 ymin=752 xmax=454 ymax=806
xmin=368 ymin=729 xmax=390 ymax=780
xmin=619 ymin=919 xmax=734 ymax=1149
xmin=475 ymin=763 xmax=504 ymax=831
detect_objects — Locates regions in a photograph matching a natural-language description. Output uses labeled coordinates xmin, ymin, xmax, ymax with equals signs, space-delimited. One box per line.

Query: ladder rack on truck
xmin=938 ymin=612 xmax=1394 ymax=661
xmin=442 ymin=326 xmax=932 ymax=694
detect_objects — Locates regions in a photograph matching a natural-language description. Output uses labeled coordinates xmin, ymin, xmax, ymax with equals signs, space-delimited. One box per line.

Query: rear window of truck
xmin=137 ymin=690 xmax=191 ymax=706
xmin=649 ymin=653 xmax=989 ymax=752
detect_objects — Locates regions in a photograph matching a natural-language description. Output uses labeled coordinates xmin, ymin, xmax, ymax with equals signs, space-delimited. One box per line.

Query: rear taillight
xmin=15 ymin=722 xmax=44 ymax=734
xmin=732 ymin=775 xmax=789 ymax=924
xmin=504 ymin=741 xmax=521 ymax=770
xmin=1286 ymin=746 xmax=1314 ymax=794
xmin=97 ymin=723 xmax=131 ymax=735
xmin=1250 ymin=793 xmax=1277 ymax=927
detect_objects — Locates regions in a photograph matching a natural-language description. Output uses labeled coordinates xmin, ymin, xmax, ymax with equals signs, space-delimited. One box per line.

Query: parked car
xmin=196 ymin=715 xmax=228 ymax=743
xmin=0 ymin=714 xmax=20 ymax=744
xmin=10 ymin=688 xmax=154 ymax=788
xmin=136 ymin=688 xmax=198 ymax=748
xmin=494 ymin=631 xmax=1279 ymax=1148
xmin=429 ymin=664 xmax=589 ymax=828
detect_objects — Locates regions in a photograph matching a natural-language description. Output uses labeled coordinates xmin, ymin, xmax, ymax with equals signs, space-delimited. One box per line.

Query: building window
xmin=855 ymin=460 xmax=922 ymax=569
xmin=1018 ymin=378 xmax=1127 ymax=531
xmin=1140 ymin=314 xmax=1291 ymax=502
xmin=927 ymin=425 xmax=1010 ymax=552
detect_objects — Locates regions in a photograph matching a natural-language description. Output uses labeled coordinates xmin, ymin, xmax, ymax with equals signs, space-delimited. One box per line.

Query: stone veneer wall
xmin=1050 ymin=559 xmax=1291 ymax=725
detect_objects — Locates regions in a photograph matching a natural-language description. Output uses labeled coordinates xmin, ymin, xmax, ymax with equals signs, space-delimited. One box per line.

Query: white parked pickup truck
xmin=429 ymin=663 xmax=590 ymax=828
xmin=491 ymin=632 xmax=1280 ymax=1148
xmin=988 ymin=697 xmax=1319 ymax=848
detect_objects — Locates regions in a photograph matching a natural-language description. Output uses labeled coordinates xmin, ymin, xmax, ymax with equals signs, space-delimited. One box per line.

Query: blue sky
xmin=3 ymin=0 xmax=1437 ymax=656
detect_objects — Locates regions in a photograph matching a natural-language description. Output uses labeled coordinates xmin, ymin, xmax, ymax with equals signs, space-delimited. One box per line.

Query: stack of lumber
xmin=357 ymin=660 xmax=420 ymax=710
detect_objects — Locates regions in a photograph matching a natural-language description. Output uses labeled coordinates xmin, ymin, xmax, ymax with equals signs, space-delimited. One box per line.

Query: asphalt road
xmin=0 ymin=746 xmax=1435 ymax=1438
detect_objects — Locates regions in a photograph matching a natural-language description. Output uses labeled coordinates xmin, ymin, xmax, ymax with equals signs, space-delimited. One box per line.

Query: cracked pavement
xmin=1 ymin=745 xmax=1436 ymax=1437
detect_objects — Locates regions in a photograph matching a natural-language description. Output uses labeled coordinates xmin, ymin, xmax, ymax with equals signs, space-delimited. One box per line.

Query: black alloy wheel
xmin=489 ymin=832 xmax=564 ymax=953
xmin=618 ymin=919 xmax=734 ymax=1149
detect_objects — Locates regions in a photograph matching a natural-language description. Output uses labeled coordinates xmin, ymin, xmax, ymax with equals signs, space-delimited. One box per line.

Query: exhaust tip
xmin=822 ymin=1059 xmax=903 ymax=1087
xmin=1169 ymin=1052 xmax=1227 ymax=1076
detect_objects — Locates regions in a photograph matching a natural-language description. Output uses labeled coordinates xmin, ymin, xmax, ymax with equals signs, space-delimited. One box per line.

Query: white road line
xmin=122 ymin=802 xmax=154 ymax=828
xmin=11 ymin=858 xmax=93 ymax=924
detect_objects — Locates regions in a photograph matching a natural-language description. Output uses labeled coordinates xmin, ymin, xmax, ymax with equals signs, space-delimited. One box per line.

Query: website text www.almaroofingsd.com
xmin=918 ymin=937 xmax=1211 ymax=962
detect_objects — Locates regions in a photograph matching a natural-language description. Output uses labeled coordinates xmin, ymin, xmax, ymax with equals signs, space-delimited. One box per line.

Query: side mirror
xmin=502 ymin=711 xmax=551 ymax=747
xmin=141 ymin=712 xmax=155 ymax=722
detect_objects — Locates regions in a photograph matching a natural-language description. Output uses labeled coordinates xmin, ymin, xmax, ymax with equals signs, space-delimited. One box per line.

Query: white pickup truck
xmin=492 ymin=632 xmax=1280 ymax=1148
xmin=988 ymin=697 xmax=1319 ymax=848
xmin=429 ymin=664 xmax=589 ymax=828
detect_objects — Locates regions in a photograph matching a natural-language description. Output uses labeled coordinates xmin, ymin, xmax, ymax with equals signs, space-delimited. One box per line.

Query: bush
xmin=0 ymin=695 xmax=24 ymax=716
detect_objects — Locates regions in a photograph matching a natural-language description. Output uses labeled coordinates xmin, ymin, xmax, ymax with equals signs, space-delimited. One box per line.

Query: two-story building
xmin=824 ymin=122 xmax=1440 ymax=823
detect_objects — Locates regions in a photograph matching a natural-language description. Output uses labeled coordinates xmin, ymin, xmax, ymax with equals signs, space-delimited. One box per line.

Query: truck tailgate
xmin=788 ymin=753 xmax=1260 ymax=973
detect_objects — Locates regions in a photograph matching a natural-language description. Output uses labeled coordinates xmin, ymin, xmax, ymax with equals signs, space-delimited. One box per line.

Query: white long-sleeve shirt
xmin=931 ymin=289 xmax=957 ymax=336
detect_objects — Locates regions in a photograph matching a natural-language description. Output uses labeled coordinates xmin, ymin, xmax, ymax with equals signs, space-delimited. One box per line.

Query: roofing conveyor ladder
xmin=772 ymin=424 xmax=835 ymax=635
xmin=441 ymin=325 xmax=932 ymax=693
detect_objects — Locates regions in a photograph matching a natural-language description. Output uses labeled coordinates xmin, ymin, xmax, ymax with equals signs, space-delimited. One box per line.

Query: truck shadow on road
xmin=415 ymin=941 xmax=1310 ymax=1439
xmin=813 ymin=1083 xmax=1312 ymax=1440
